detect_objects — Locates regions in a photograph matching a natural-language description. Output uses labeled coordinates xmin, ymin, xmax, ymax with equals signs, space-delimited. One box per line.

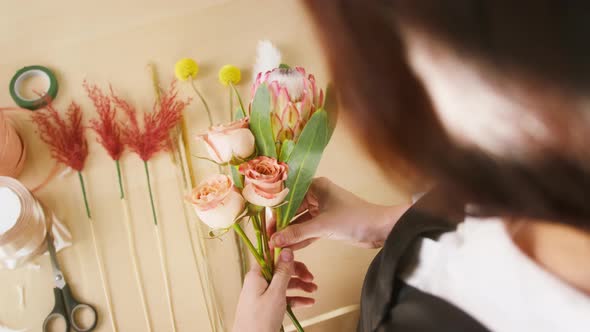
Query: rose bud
xmin=189 ymin=174 xmax=245 ymax=229
xmin=197 ymin=117 xmax=255 ymax=164
xmin=239 ymin=156 xmax=289 ymax=207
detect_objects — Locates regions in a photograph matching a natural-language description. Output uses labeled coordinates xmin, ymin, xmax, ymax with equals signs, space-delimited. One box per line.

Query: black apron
xmin=358 ymin=193 xmax=491 ymax=332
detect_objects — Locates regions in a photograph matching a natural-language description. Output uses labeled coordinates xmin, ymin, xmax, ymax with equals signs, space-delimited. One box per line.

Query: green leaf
xmin=249 ymin=85 xmax=277 ymax=158
xmin=279 ymin=140 xmax=295 ymax=162
xmin=231 ymin=165 xmax=243 ymax=189
xmin=279 ymin=63 xmax=291 ymax=69
xmin=323 ymin=83 xmax=338 ymax=141
xmin=279 ymin=110 xmax=329 ymax=227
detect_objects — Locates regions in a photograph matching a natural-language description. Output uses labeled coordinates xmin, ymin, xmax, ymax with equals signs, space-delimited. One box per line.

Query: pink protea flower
xmin=251 ymin=66 xmax=324 ymax=142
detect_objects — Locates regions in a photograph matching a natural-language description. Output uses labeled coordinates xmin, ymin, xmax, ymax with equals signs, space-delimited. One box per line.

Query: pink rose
xmin=189 ymin=174 xmax=245 ymax=228
xmin=197 ymin=117 xmax=255 ymax=164
xmin=239 ymin=156 xmax=289 ymax=207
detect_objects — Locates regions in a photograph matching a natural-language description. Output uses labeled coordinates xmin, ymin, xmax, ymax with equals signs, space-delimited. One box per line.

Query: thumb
xmin=268 ymin=249 xmax=295 ymax=295
xmin=242 ymin=264 xmax=269 ymax=296
xmin=271 ymin=219 xmax=323 ymax=248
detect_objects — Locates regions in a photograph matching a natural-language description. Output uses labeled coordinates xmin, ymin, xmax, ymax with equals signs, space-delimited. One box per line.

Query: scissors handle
xmin=62 ymin=284 xmax=98 ymax=332
xmin=43 ymin=287 xmax=70 ymax=332
xmin=43 ymin=286 xmax=98 ymax=332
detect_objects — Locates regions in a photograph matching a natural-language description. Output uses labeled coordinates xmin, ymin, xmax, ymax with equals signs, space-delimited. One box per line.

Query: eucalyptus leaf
xmin=279 ymin=110 xmax=330 ymax=227
xmin=279 ymin=140 xmax=295 ymax=162
xmin=249 ymin=85 xmax=277 ymax=158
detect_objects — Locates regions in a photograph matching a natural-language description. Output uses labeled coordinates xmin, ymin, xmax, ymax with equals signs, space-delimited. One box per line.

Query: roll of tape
xmin=9 ymin=65 xmax=58 ymax=111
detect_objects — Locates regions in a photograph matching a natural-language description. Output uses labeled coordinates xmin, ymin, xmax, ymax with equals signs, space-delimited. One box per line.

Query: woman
xmin=233 ymin=1 xmax=590 ymax=331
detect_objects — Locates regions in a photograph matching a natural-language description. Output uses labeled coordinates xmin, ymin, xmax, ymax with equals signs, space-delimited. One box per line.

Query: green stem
xmin=233 ymin=232 xmax=248 ymax=283
xmin=78 ymin=171 xmax=92 ymax=219
xmin=252 ymin=216 xmax=263 ymax=257
xmin=274 ymin=207 xmax=285 ymax=265
xmin=229 ymin=83 xmax=246 ymax=118
xmin=115 ymin=160 xmax=124 ymax=199
xmin=143 ymin=161 xmax=158 ymax=225
xmin=286 ymin=306 xmax=304 ymax=332
xmin=232 ymin=223 xmax=271 ymax=280
xmin=190 ymin=78 xmax=223 ymax=173
xmin=276 ymin=207 xmax=284 ymax=231
xmin=260 ymin=211 xmax=273 ymax=271
xmin=229 ymin=86 xmax=234 ymax=122
xmin=235 ymin=219 xmax=304 ymax=331
xmin=190 ymin=78 xmax=214 ymax=126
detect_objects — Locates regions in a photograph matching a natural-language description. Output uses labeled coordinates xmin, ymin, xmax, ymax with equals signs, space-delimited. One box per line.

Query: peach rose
xmin=239 ymin=156 xmax=289 ymax=207
xmin=197 ymin=118 xmax=255 ymax=164
xmin=189 ymin=174 xmax=245 ymax=229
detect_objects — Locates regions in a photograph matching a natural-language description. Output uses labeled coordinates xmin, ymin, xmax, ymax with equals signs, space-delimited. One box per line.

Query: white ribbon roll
xmin=0 ymin=176 xmax=70 ymax=269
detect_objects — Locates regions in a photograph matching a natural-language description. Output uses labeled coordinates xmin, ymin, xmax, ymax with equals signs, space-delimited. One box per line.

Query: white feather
xmin=252 ymin=40 xmax=282 ymax=81
xmin=266 ymin=69 xmax=306 ymax=100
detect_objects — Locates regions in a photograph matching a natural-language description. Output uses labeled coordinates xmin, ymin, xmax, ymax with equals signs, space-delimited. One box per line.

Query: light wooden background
xmin=0 ymin=1 xmax=409 ymax=331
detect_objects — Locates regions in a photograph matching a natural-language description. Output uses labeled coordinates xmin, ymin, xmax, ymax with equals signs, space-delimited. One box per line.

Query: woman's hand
xmin=271 ymin=177 xmax=412 ymax=250
xmin=232 ymin=249 xmax=316 ymax=332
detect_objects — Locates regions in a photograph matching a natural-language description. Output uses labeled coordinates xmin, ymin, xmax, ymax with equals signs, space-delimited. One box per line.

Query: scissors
xmin=42 ymin=236 xmax=98 ymax=332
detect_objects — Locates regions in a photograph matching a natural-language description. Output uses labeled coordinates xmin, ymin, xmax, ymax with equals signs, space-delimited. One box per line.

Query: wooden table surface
xmin=0 ymin=1 xmax=408 ymax=331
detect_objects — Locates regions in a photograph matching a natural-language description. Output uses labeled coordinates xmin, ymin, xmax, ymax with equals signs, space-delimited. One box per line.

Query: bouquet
xmin=189 ymin=64 xmax=335 ymax=331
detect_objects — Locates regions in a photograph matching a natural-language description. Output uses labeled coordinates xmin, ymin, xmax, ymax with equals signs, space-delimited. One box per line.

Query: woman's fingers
xmin=288 ymin=278 xmax=318 ymax=293
xmin=242 ymin=264 xmax=269 ymax=296
xmin=268 ymin=249 xmax=295 ymax=295
xmin=287 ymin=296 xmax=316 ymax=308
xmin=291 ymin=212 xmax=314 ymax=225
xmin=271 ymin=218 xmax=324 ymax=249
xmin=268 ymin=198 xmax=314 ymax=236
xmin=293 ymin=261 xmax=314 ymax=282
xmin=285 ymin=238 xmax=318 ymax=251
xmin=310 ymin=177 xmax=333 ymax=203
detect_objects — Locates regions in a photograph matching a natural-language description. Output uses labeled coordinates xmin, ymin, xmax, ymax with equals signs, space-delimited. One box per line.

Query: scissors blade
xmin=47 ymin=236 xmax=66 ymax=289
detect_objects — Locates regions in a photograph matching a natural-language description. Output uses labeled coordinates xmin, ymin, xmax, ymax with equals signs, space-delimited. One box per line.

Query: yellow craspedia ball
xmin=175 ymin=58 xmax=199 ymax=81
xmin=218 ymin=65 xmax=241 ymax=86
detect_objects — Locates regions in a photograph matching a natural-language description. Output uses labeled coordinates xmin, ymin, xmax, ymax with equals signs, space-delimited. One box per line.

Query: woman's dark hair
xmin=303 ymin=0 xmax=590 ymax=229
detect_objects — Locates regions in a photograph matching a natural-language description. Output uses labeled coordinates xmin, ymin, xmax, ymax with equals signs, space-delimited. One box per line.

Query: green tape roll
xmin=9 ymin=65 xmax=59 ymax=111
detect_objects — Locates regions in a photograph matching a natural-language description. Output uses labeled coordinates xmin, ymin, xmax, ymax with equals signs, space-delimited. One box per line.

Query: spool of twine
xmin=0 ymin=176 xmax=49 ymax=269
xmin=0 ymin=113 xmax=26 ymax=178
